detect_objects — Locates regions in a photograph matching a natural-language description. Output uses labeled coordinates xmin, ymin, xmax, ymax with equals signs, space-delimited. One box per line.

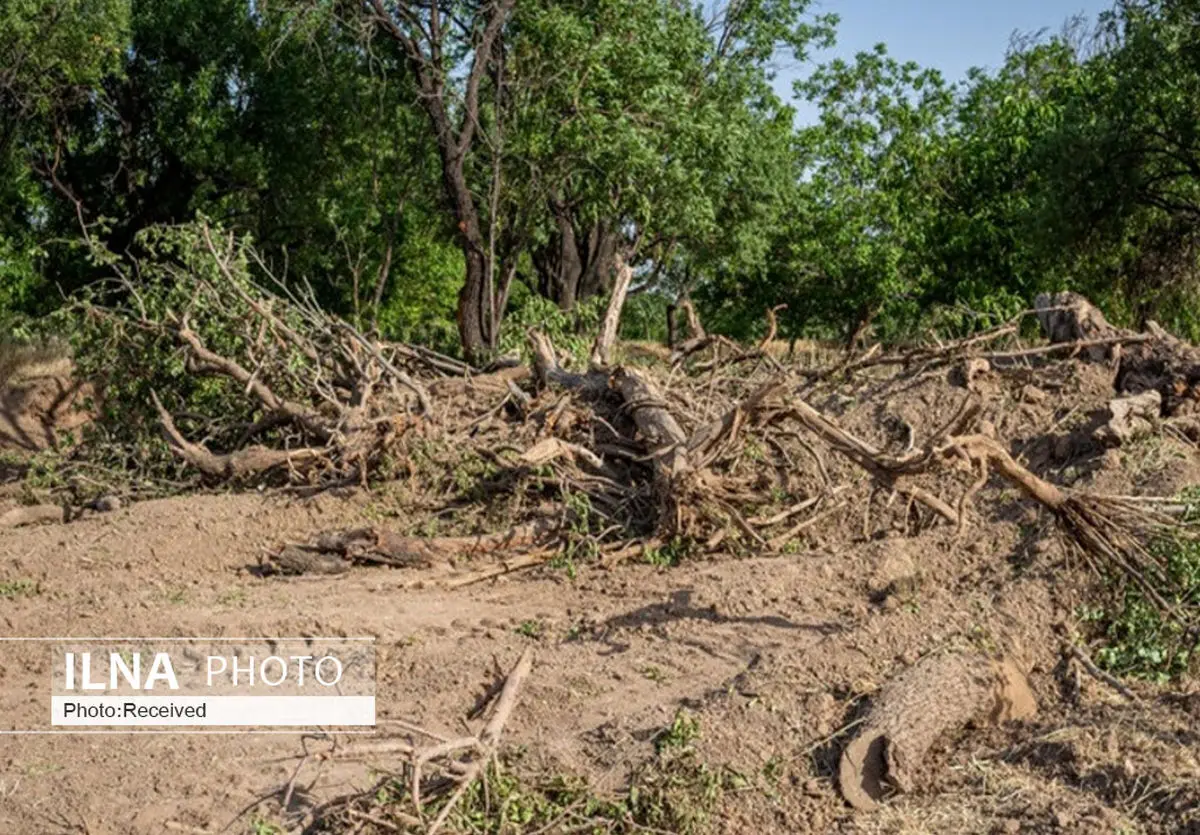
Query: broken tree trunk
xmin=1035 ymin=292 xmax=1200 ymax=416
xmin=529 ymin=330 xmax=697 ymax=531
xmin=590 ymin=252 xmax=634 ymax=368
xmin=839 ymin=654 xmax=1036 ymax=811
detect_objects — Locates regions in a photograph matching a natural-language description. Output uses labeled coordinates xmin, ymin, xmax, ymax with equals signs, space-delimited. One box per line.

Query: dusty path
xmin=0 ymin=492 xmax=860 ymax=833
xmin=1 ymin=472 xmax=1197 ymax=833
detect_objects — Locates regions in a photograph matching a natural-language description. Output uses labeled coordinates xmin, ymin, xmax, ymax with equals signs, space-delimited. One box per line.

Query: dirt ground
xmin=2 ymin=350 xmax=1200 ymax=834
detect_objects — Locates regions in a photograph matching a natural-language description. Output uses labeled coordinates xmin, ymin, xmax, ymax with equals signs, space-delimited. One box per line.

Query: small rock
xmin=1054 ymin=810 xmax=1075 ymax=828
xmin=1021 ymin=385 xmax=1049 ymax=404
xmin=802 ymin=779 xmax=823 ymax=797
xmin=93 ymin=495 xmax=122 ymax=513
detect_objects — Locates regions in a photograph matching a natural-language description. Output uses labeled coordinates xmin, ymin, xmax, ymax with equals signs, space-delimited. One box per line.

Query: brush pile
xmin=37 ymin=227 xmax=1200 ymax=816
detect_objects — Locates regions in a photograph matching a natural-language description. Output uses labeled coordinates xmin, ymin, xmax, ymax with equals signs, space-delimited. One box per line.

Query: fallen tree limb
xmin=425 ymin=648 xmax=535 ymax=835
xmin=273 ymin=518 xmax=562 ymax=573
xmin=151 ymin=392 xmax=326 ymax=481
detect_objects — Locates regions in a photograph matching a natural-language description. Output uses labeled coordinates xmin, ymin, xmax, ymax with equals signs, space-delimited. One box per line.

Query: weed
xmin=217 ymin=587 xmax=247 ymax=607
xmin=250 ymin=818 xmax=284 ymax=835
xmin=641 ymin=665 xmax=666 ymax=683
xmin=1082 ymin=487 xmax=1200 ymax=681
xmin=644 ymin=536 xmax=695 ymax=568
xmin=0 ymin=579 xmax=39 ymax=599
xmin=656 ymin=709 xmax=701 ymax=752
xmin=515 ymin=620 xmax=544 ymax=640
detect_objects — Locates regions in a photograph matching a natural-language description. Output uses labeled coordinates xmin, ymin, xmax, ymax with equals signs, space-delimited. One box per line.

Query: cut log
xmin=839 ymin=654 xmax=1036 ymax=811
xmin=612 ymin=367 xmax=691 ymax=488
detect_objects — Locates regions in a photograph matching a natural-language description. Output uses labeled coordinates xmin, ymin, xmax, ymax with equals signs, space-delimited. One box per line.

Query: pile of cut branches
xmin=52 ymin=226 xmax=1200 ymax=643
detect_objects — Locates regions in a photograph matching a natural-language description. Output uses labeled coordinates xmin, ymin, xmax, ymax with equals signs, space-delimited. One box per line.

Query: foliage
xmin=1083 ymin=488 xmax=1200 ymax=681
xmin=6 ymin=1 xmax=1200 ymax=352
xmin=354 ymin=710 xmax=724 ymax=835
xmin=54 ymin=223 xmax=325 ymax=494
xmin=497 ymin=289 xmax=608 ymax=367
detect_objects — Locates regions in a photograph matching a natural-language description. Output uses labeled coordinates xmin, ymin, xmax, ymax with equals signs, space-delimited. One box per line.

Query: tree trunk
xmin=590 ymin=251 xmax=634 ymax=367
xmin=533 ymin=206 xmax=619 ymax=310
xmin=457 ymin=247 xmax=489 ymax=361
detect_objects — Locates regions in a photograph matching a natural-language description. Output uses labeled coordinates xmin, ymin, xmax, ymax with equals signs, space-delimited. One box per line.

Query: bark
xmin=533 ymin=208 xmax=620 ymax=310
xmin=590 ymin=252 xmax=634 ymax=367
xmin=839 ymin=655 xmax=1036 ymax=811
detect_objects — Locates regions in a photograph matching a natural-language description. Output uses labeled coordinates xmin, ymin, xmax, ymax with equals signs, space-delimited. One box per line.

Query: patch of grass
xmin=641 ymin=664 xmax=666 ymax=683
xmin=407 ymin=710 xmax=723 ymax=835
xmin=1082 ymin=487 xmax=1200 ymax=681
xmin=644 ymin=536 xmax=695 ymax=568
xmin=655 ymin=709 xmax=701 ymax=752
xmin=552 ymin=490 xmax=606 ymax=577
xmin=0 ymin=579 xmax=39 ymax=599
xmin=514 ymin=620 xmax=544 ymax=640
xmin=250 ymin=818 xmax=284 ymax=835
xmin=217 ymin=587 xmax=248 ymax=607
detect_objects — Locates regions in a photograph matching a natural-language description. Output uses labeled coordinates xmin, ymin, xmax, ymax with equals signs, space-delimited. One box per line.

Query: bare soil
xmin=2 ymin=350 xmax=1199 ymax=835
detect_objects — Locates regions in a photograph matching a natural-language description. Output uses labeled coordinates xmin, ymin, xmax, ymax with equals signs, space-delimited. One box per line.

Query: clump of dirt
xmin=0 ymin=345 xmax=94 ymax=454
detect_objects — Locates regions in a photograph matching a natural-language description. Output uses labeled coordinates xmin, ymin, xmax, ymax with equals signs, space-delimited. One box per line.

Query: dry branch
xmin=272 ymin=518 xmax=561 ymax=573
xmin=151 ymin=392 xmax=326 ymax=481
xmin=426 ymin=648 xmax=535 ymax=834
xmin=591 ymin=252 xmax=634 ymax=368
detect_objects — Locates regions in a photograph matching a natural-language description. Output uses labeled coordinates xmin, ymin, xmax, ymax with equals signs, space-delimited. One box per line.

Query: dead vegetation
xmin=7 ymin=238 xmax=1200 ymax=833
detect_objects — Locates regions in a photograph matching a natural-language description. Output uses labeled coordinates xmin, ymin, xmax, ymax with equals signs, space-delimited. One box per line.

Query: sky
xmin=775 ymin=0 xmax=1115 ymax=123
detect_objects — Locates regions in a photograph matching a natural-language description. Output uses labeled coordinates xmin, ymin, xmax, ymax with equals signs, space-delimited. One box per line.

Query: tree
xmin=0 ymin=0 xmax=130 ymax=317
xmin=505 ymin=0 xmax=833 ymax=315
xmin=355 ymin=0 xmax=515 ymax=361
